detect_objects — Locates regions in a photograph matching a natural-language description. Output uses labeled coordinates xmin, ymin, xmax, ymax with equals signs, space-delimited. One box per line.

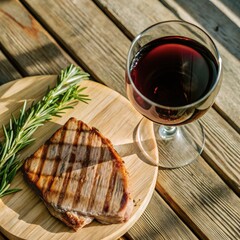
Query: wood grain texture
xmin=201 ymin=109 xmax=240 ymax=195
xmin=0 ymin=76 xmax=158 ymax=240
xmin=22 ymin=0 xmax=130 ymax=96
xmin=94 ymin=0 xmax=176 ymax=39
xmin=156 ymin=158 xmax=240 ymax=240
xmin=127 ymin=191 xmax=197 ymax=240
xmin=0 ymin=0 xmax=71 ymax=76
xmin=96 ymin=0 xmax=240 ymax=131
xmin=209 ymin=0 xmax=240 ymax=26
xmin=0 ymin=50 xmax=22 ymax=85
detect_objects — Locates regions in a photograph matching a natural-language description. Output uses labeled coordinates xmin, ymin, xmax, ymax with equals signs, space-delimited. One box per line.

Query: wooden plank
xmin=21 ymin=0 xmax=130 ymax=96
xmin=201 ymin=108 xmax=240 ymax=195
xmin=94 ymin=0 xmax=176 ymax=39
xmin=0 ymin=0 xmax=72 ymax=76
xmin=209 ymin=0 xmax=240 ymax=26
xmin=94 ymin=0 xmax=176 ymax=38
xmin=0 ymin=50 xmax=22 ymax=85
xmin=127 ymin=191 xmax=197 ymax=240
xmin=156 ymin=158 xmax=240 ymax=240
xmin=96 ymin=0 xmax=240 ymax=132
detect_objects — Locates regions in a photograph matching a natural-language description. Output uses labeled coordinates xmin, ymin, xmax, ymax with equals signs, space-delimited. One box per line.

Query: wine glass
xmin=126 ymin=20 xmax=222 ymax=168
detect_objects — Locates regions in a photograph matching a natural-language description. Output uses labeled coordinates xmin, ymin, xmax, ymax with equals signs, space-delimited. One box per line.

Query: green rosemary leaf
xmin=0 ymin=64 xmax=90 ymax=198
xmin=0 ymin=188 xmax=21 ymax=198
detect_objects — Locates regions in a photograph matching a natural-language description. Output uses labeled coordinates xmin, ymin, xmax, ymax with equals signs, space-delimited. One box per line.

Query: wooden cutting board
xmin=0 ymin=76 xmax=158 ymax=240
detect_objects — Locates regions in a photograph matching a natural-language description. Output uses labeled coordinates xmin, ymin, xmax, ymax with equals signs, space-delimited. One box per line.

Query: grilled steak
xmin=23 ymin=117 xmax=133 ymax=230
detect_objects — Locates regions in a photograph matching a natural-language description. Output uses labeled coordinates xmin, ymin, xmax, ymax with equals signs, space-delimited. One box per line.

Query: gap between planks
xmin=19 ymin=0 xmax=106 ymax=86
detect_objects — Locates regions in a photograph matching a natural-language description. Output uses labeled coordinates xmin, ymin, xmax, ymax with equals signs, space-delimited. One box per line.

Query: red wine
xmin=127 ymin=36 xmax=218 ymax=125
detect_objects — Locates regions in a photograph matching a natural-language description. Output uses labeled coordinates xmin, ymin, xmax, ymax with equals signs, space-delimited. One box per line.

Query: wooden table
xmin=0 ymin=0 xmax=239 ymax=239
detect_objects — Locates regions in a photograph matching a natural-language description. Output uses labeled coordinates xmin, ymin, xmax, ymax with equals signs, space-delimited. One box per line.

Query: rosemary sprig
xmin=0 ymin=64 xmax=90 ymax=198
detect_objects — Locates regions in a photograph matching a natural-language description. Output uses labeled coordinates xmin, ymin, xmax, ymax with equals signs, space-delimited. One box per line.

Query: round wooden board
xmin=0 ymin=76 xmax=158 ymax=240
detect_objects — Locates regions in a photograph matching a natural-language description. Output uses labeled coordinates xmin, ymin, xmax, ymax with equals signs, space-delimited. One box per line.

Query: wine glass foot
xmin=137 ymin=118 xmax=205 ymax=168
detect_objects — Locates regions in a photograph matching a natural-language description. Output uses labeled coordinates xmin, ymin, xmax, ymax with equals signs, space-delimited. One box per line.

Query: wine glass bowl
xmin=126 ymin=21 xmax=222 ymax=168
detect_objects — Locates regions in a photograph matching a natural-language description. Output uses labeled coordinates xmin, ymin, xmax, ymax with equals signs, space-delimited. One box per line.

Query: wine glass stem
xmin=159 ymin=125 xmax=177 ymax=140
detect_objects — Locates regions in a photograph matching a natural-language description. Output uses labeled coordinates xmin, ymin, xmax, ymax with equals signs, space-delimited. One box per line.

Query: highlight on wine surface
xmin=126 ymin=20 xmax=222 ymax=168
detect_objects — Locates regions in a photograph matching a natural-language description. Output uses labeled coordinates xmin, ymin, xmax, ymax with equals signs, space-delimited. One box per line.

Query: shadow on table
xmin=0 ymin=41 xmax=70 ymax=86
xmin=160 ymin=0 xmax=240 ymax=59
xmin=114 ymin=119 xmax=159 ymax=167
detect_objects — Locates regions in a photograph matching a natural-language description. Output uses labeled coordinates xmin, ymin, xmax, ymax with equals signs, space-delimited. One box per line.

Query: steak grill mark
xmin=57 ymin=121 xmax=79 ymax=206
xmin=72 ymin=126 xmax=93 ymax=209
xmin=43 ymin=125 xmax=67 ymax=195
